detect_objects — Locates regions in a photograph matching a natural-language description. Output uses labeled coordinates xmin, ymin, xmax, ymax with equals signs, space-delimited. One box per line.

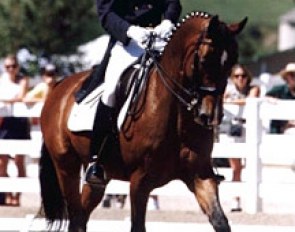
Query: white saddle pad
xmin=68 ymin=84 xmax=104 ymax=132
xmin=67 ymin=62 xmax=145 ymax=132
xmin=67 ymin=83 xmax=133 ymax=132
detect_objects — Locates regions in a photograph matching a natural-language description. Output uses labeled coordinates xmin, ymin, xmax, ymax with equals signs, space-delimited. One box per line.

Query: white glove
xmin=152 ymin=38 xmax=167 ymax=52
xmin=127 ymin=26 xmax=150 ymax=45
xmin=154 ymin=20 xmax=174 ymax=39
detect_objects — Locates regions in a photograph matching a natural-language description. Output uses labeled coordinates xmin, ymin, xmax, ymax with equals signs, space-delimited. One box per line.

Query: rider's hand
xmin=154 ymin=20 xmax=174 ymax=39
xmin=152 ymin=38 xmax=167 ymax=52
xmin=127 ymin=26 xmax=150 ymax=46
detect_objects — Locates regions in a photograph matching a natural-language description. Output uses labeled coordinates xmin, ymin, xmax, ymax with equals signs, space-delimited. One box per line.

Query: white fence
xmin=214 ymin=98 xmax=295 ymax=213
xmin=0 ymin=102 xmax=43 ymax=193
xmin=0 ymin=99 xmax=295 ymax=214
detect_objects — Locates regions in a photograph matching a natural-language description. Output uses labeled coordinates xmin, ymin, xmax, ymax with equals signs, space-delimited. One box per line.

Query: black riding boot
xmin=85 ymin=100 xmax=114 ymax=186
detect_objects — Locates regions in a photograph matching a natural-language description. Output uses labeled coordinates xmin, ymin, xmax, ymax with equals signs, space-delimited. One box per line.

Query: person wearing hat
xmin=266 ymin=62 xmax=295 ymax=133
xmin=24 ymin=64 xmax=58 ymax=102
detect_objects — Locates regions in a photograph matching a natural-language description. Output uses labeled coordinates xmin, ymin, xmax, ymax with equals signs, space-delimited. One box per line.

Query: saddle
xmin=68 ymin=55 xmax=154 ymax=132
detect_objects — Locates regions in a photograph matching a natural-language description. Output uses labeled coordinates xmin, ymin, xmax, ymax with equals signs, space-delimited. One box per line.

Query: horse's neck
xmin=153 ymin=21 xmax=202 ymax=97
xmin=143 ymin=19 xmax=206 ymax=132
xmin=142 ymin=39 xmax=189 ymax=128
xmin=161 ymin=17 xmax=205 ymax=74
xmin=146 ymin=69 xmax=175 ymax=116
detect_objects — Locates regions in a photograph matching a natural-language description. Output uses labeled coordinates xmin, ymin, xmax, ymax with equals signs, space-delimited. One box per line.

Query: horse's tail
xmin=39 ymin=142 xmax=68 ymax=229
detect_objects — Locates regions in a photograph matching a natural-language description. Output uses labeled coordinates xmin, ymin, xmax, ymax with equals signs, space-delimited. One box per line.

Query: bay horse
xmin=39 ymin=11 xmax=247 ymax=232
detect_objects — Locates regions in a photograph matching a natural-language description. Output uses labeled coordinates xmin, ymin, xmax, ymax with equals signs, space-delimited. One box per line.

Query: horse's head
xmin=165 ymin=12 xmax=247 ymax=128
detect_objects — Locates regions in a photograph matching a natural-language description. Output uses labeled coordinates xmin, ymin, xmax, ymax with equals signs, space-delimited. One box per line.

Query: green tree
xmin=0 ymin=0 xmax=294 ymax=72
xmin=0 ymin=0 xmax=101 ymax=57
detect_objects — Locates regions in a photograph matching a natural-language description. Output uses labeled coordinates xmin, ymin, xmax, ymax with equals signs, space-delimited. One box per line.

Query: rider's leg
xmin=75 ymin=64 xmax=105 ymax=103
xmin=84 ymin=99 xmax=114 ymax=185
xmin=85 ymin=41 xmax=144 ymax=185
xmin=75 ymin=37 xmax=115 ymax=103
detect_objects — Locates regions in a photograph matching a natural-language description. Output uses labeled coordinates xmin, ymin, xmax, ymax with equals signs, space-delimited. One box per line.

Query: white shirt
xmin=0 ymin=73 xmax=22 ymax=100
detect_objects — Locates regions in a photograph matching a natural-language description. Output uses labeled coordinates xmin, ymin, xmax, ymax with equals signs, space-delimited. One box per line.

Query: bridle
xmin=146 ymin=25 xmax=224 ymax=112
xmin=192 ymin=29 xmax=223 ymax=98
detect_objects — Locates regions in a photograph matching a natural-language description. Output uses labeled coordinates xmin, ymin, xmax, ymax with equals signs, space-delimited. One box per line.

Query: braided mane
xmin=161 ymin=11 xmax=212 ymax=54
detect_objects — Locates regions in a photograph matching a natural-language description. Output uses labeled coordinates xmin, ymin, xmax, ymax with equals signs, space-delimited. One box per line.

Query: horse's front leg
xmin=81 ymin=182 xmax=106 ymax=219
xmin=129 ymin=170 xmax=151 ymax=232
xmin=193 ymin=177 xmax=231 ymax=232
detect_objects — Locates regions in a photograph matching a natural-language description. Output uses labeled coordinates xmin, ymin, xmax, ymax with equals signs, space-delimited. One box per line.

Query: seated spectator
xmin=265 ymin=63 xmax=295 ymax=134
xmin=221 ymin=64 xmax=260 ymax=212
xmin=0 ymin=54 xmax=30 ymax=206
xmin=24 ymin=64 xmax=57 ymax=102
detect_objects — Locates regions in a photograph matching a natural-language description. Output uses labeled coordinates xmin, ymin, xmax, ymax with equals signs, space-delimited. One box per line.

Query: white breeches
xmin=101 ymin=40 xmax=145 ymax=107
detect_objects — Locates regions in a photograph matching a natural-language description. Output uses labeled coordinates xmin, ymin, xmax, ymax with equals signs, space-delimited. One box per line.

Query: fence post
xmin=244 ymin=98 xmax=262 ymax=213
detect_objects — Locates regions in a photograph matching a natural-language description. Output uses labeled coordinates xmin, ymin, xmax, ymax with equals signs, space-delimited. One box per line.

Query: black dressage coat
xmin=75 ymin=0 xmax=181 ymax=102
xmin=96 ymin=0 xmax=182 ymax=44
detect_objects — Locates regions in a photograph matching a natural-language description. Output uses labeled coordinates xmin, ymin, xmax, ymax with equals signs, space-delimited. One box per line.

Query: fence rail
xmin=0 ymin=100 xmax=295 ymax=214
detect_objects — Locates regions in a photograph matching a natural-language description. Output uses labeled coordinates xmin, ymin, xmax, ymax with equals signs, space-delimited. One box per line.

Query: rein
xmin=146 ymin=27 xmax=217 ymax=111
xmin=126 ymin=33 xmax=202 ymax=117
xmin=148 ymin=50 xmax=198 ymax=111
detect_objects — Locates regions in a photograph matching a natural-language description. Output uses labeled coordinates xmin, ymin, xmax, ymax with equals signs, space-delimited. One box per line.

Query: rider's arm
xmin=163 ymin=0 xmax=182 ymax=24
xmin=96 ymin=0 xmax=182 ymax=45
xmin=96 ymin=0 xmax=131 ymax=45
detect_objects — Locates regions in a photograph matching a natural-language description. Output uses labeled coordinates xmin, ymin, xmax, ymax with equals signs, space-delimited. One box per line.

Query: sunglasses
xmin=286 ymin=73 xmax=295 ymax=80
xmin=5 ymin=64 xmax=18 ymax=69
xmin=286 ymin=72 xmax=295 ymax=77
xmin=233 ymin=74 xmax=247 ymax=78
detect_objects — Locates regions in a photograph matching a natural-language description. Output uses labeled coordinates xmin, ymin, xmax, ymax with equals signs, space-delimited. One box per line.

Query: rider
xmin=84 ymin=0 xmax=182 ymax=185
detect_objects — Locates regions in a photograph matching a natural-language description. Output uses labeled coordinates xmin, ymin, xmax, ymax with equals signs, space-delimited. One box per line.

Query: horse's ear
xmin=207 ymin=15 xmax=220 ymax=37
xmin=228 ymin=17 xmax=248 ymax=35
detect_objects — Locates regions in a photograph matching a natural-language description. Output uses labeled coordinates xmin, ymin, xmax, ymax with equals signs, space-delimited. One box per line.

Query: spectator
xmin=0 ymin=54 xmax=30 ymax=206
xmin=265 ymin=63 xmax=295 ymax=134
xmin=222 ymin=64 xmax=260 ymax=212
xmin=24 ymin=64 xmax=57 ymax=102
